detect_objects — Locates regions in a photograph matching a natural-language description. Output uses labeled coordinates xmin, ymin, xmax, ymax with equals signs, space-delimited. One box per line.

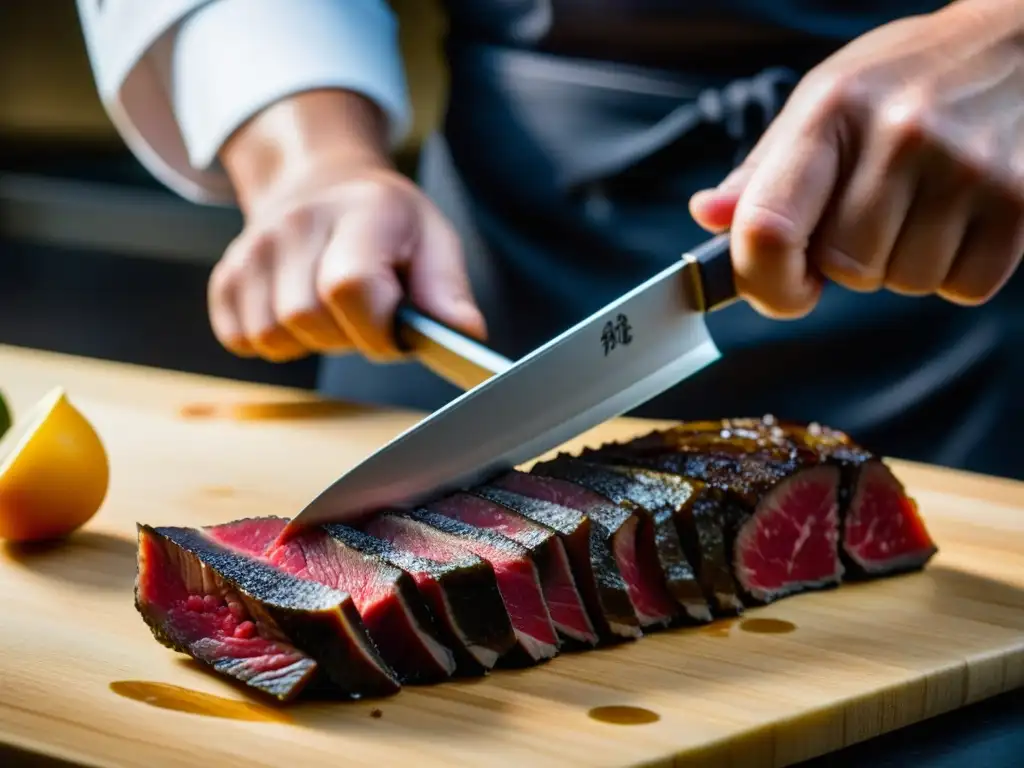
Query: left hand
xmin=689 ymin=0 xmax=1024 ymax=319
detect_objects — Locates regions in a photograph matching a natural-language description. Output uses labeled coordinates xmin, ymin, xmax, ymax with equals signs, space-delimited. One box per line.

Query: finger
xmin=938 ymin=197 xmax=1024 ymax=305
xmin=406 ymin=206 xmax=487 ymax=341
xmin=689 ymin=109 xmax=799 ymax=232
xmin=883 ymin=156 xmax=975 ymax=297
xmin=317 ymin=203 xmax=411 ymax=362
xmin=271 ymin=209 xmax=353 ymax=353
xmin=810 ymin=113 xmax=922 ymax=293
xmin=729 ymin=117 xmax=840 ymax=318
xmin=235 ymin=240 xmax=308 ymax=362
xmin=208 ymin=249 xmax=257 ymax=358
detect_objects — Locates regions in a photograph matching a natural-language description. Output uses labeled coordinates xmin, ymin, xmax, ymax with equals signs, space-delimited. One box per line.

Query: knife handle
xmin=395 ymin=303 xmax=514 ymax=391
xmin=681 ymin=233 xmax=739 ymax=313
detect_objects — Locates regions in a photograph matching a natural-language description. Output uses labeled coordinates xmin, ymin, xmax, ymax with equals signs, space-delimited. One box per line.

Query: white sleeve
xmin=75 ymin=0 xmax=412 ymax=207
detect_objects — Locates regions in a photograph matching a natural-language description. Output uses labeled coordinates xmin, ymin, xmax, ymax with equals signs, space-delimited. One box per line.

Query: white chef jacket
xmin=74 ymin=0 xmax=412 ymax=206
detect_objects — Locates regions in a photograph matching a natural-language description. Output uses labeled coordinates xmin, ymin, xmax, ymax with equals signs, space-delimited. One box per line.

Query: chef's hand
xmin=689 ymin=0 xmax=1024 ymax=319
xmin=208 ymin=90 xmax=486 ymax=363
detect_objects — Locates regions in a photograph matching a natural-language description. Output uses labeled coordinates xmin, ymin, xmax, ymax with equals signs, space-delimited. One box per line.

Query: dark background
xmin=0 ymin=3 xmax=1020 ymax=767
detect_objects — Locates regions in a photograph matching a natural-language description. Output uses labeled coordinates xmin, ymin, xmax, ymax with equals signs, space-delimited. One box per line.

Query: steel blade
xmin=289 ymin=256 xmax=720 ymax=530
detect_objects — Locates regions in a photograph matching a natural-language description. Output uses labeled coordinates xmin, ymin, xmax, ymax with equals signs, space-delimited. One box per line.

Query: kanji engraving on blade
xmin=601 ymin=313 xmax=634 ymax=356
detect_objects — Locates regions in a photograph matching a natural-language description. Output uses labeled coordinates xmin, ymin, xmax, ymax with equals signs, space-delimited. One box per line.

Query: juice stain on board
xmin=699 ymin=617 xmax=797 ymax=638
xmin=109 ymin=681 xmax=291 ymax=723
xmin=588 ymin=705 xmax=661 ymax=725
xmin=178 ymin=400 xmax=365 ymax=421
xmin=740 ymin=618 xmax=796 ymax=635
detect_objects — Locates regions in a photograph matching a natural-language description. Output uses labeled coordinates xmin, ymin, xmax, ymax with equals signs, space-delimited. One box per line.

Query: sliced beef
xmin=327 ymin=523 xmax=517 ymax=675
xmin=204 ymin=516 xmax=456 ymax=685
xmin=839 ymin=459 xmax=938 ymax=575
xmin=364 ymin=511 xmax=560 ymax=665
xmin=491 ymin=470 xmax=675 ymax=629
xmin=427 ymin=492 xmax=598 ymax=646
xmin=474 ymin=481 xmax=641 ymax=641
xmin=584 ymin=424 xmax=844 ymax=605
xmin=135 ymin=524 xmax=400 ymax=701
xmin=766 ymin=419 xmax=939 ymax=577
xmin=532 ymin=456 xmax=713 ymax=622
xmin=658 ymin=417 xmax=938 ymax=576
xmin=581 ymin=460 xmax=739 ymax=617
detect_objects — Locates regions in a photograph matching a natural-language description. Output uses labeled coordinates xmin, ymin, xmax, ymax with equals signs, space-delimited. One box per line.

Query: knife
xmin=285 ymin=232 xmax=737 ymax=534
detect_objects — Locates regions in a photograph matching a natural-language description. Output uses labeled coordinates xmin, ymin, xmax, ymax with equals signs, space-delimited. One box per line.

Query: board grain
xmin=1 ymin=343 xmax=1022 ymax=768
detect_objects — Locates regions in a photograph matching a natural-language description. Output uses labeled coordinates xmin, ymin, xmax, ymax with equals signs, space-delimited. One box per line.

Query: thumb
xmin=688 ymin=108 xmax=797 ymax=233
xmin=689 ymin=167 xmax=754 ymax=233
xmin=406 ymin=209 xmax=488 ymax=342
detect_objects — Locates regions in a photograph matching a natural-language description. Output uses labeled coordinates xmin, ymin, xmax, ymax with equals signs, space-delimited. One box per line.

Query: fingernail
xmin=690 ymin=189 xmax=716 ymax=208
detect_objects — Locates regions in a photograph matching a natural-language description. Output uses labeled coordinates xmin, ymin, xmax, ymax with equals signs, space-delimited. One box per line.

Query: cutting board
xmin=1 ymin=344 xmax=1022 ymax=768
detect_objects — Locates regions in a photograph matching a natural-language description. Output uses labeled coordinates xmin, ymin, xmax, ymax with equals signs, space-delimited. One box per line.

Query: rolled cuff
xmin=93 ymin=0 xmax=411 ymax=206
xmin=171 ymin=0 xmax=412 ymax=170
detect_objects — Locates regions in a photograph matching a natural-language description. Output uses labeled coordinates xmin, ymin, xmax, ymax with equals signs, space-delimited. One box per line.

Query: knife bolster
xmin=681 ymin=233 xmax=739 ymax=313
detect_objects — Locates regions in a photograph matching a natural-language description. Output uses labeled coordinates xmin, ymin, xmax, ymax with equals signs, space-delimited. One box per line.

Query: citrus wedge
xmin=0 ymin=386 xmax=109 ymax=542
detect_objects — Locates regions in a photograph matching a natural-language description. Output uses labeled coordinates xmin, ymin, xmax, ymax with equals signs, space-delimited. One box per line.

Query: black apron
xmin=318 ymin=2 xmax=1023 ymax=481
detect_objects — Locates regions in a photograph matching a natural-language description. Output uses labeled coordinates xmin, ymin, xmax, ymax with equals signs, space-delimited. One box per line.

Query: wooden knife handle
xmin=681 ymin=233 xmax=739 ymax=313
xmin=394 ymin=303 xmax=514 ymax=392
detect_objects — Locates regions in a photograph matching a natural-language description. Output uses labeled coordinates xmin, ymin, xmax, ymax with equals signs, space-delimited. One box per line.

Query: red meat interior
xmin=205 ymin=519 xmax=452 ymax=677
xmin=845 ymin=461 xmax=937 ymax=571
xmin=136 ymin=530 xmax=313 ymax=685
xmin=499 ymin=473 xmax=676 ymax=625
xmin=206 ymin=518 xmax=395 ymax=615
xmin=734 ymin=465 xmax=842 ymax=599
xmin=431 ymin=494 xmax=596 ymax=643
xmin=366 ymin=515 xmax=557 ymax=649
xmin=434 ymin=493 xmax=537 ymax=537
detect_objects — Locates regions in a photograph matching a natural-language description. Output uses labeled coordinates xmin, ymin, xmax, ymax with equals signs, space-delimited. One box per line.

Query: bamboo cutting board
xmin=1 ymin=343 xmax=1022 ymax=768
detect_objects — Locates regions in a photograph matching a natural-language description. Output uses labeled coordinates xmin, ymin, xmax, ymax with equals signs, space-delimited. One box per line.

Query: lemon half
xmin=0 ymin=387 xmax=109 ymax=542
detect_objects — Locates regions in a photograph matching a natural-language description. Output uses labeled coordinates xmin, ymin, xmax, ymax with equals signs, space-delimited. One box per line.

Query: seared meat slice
xmin=532 ymin=456 xmax=713 ymax=622
xmin=475 ymin=481 xmax=641 ymax=641
xmin=365 ymin=510 xmax=559 ymax=665
xmin=204 ymin=516 xmax=456 ymax=684
xmin=135 ymin=524 xmax=400 ymax=701
xmin=492 ymin=470 xmax=676 ymax=628
xmin=428 ymin=491 xmax=598 ymax=646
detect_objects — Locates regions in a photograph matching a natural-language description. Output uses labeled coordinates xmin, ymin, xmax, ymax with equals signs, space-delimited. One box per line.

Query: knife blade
xmin=285 ymin=232 xmax=737 ymax=534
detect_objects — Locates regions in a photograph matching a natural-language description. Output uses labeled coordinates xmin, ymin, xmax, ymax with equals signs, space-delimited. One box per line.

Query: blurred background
xmin=0 ymin=0 xmax=445 ymax=389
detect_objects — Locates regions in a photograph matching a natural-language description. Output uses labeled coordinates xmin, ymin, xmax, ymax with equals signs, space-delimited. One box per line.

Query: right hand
xmin=208 ymin=92 xmax=486 ymax=364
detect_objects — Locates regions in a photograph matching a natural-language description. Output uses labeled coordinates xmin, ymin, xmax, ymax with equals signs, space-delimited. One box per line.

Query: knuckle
xmin=279 ymin=305 xmax=328 ymax=335
xmin=277 ymin=205 xmax=315 ymax=236
xmin=244 ymin=232 xmax=278 ymax=270
xmin=348 ymin=179 xmax=420 ymax=231
xmin=816 ymin=243 xmax=884 ymax=292
xmin=350 ymin=177 xmax=410 ymax=210
xmin=316 ymin=269 xmax=373 ymax=308
xmin=877 ymin=88 xmax=936 ymax=150
xmin=884 ymin=268 xmax=940 ymax=297
xmin=208 ymin=259 xmax=237 ymax=300
xmin=735 ymin=203 xmax=805 ymax=257
xmin=252 ymin=326 xmax=306 ymax=362
xmin=799 ymin=68 xmax=870 ymax=124
xmin=225 ymin=230 xmax=277 ymax=272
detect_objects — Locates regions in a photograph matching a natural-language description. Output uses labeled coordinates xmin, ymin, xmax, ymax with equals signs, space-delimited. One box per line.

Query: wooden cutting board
xmin=1 ymin=343 xmax=1022 ymax=768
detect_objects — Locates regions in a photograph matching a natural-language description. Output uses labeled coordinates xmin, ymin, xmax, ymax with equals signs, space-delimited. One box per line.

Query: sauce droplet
xmin=588 ymin=705 xmax=660 ymax=725
xmin=699 ymin=619 xmax=736 ymax=638
xmin=739 ymin=618 xmax=797 ymax=635
xmin=110 ymin=681 xmax=290 ymax=722
xmin=370 ymin=708 xmax=383 ymax=719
